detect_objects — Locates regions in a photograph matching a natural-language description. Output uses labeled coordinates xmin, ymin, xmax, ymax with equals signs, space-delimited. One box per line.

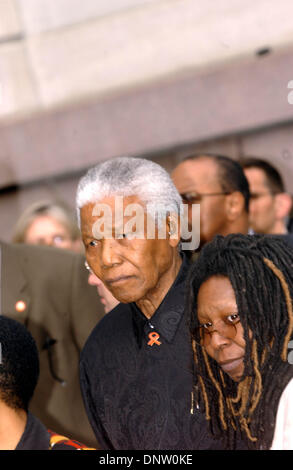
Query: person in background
xmin=288 ymin=199 xmax=293 ymax=234
xmin=186 ymin=233 xmax=293 ymax=450
xmin=0 ymin=316 xmax=94 ymax=450
xmin=85 ymin=260 xmax=119 ymax=314
xmin=241 ymin=158 xmax=292 ymax=236
xmin=1 ymin=240 xmax=104 ymax=447
xmin=171 ymin=153 xmax=249 ymax=254
xmin=12 ymin=199 xmax=117 ymax=315
xmin=12 ymin=200 xmax=82 ymax=252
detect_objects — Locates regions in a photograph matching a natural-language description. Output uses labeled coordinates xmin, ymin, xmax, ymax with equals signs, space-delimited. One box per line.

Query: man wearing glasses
xmin=171 ymin=153 xmax=250 ymax=252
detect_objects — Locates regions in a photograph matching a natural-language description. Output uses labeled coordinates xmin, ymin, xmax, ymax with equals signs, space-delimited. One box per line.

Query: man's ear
xmin=167 ymin=214 xmax=181 ymax=248
xmin=225 ymin=192 xmax=245 ymax=221
xmin=274 ymin=193 xmax=292 ymax=220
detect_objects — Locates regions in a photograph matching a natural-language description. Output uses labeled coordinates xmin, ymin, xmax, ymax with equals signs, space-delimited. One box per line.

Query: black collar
xmin=131 ymin=255 xmax=190 ymax=347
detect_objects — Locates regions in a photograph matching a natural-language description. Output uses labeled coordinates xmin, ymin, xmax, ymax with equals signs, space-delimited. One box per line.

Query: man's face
xmin=80 ymin=196 xmax=178 ymax=305
xmin=25 ymin=215 xmax=74 ymax=250
xmin=172 ymin=158 xmax=230 ymax=246
xmin=244 ymin=167 xmax=277 ymax=234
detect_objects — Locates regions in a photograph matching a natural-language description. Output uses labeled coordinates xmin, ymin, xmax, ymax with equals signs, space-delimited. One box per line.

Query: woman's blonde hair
xmin=12 ymin=200 xmax=80 ymax=243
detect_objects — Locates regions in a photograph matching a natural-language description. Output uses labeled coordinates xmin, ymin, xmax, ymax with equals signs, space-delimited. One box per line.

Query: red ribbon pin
xmin=147 ymin=331 xmax=162 ymax=346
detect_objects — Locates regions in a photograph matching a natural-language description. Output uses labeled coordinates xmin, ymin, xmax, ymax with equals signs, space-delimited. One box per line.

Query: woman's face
xmin=196 ymin=275 xmax=246 ymax=382
xmin=25 ymin=215 xmax=75 ymax=250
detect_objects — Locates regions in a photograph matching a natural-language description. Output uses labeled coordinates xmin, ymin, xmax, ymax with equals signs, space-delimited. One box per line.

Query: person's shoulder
xmin=279 ymin=234 xmax=293 ymax=251
xmin=85 ymin=302 xmax=131 ymax=338
xmin=271 ymin=376 xmax=293 ymax=449
xmin=281 ymin=376 xmax=293 ymax=398
xmin=264 ymin=234 xmax=293 ymax=251
xmin=27 ymin=242 xmax=82 ymax=265
xmin=1 ymin=240 xmax=82 ymax=270
xmin=80 ymin=303 xmax=131 ymax=359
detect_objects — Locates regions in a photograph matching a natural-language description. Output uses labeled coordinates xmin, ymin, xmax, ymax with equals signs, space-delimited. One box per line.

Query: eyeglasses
xmin=249 ymin=191 xmax=278 ymax=200
xmin=193 ymin=313 xmax=240 ymax=346
xmin=180 ymin=191 xmax=231 ymax=204
xmin=84 ymin=260 xmax=94 ymax=275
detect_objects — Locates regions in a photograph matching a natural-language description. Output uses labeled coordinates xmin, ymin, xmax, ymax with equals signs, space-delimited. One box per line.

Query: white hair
xmin=76 ymin=156 xmax=182 ymax=228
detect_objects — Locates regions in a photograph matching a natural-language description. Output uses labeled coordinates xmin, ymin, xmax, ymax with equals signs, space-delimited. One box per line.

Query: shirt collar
xmin=131 ymin=254 xmax=190 ymax=347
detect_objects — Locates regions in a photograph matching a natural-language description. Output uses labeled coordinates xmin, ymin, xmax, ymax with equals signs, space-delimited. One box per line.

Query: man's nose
xmin=101 ymin=239 xmax=122 ymax=267
xmin=88 ymin=273 xmax=102 ymax=287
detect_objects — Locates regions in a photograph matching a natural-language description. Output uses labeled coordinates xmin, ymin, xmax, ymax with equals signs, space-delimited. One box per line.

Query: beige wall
xmin=1 ymin=44 xmax=293 ymax=189
xmin=2 ymin=0 xmax=293 ymax=120
xmin=1 ymin=121 xmax=292 ymax=242
xmin=1 ymin=0 xmax=293 ymax=241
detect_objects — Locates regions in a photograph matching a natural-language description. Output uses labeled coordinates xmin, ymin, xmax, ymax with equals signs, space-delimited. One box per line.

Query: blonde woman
xmin=12 ymin=200 xmax=82 ymax=252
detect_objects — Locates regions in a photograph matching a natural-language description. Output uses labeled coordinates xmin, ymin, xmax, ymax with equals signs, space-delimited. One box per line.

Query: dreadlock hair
xmin=186 ymin=233 xmax=293 ymax=449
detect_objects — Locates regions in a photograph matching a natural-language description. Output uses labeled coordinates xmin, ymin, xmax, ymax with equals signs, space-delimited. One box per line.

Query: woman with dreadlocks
xmin=187 ymin=233 xmax=293 ymax=450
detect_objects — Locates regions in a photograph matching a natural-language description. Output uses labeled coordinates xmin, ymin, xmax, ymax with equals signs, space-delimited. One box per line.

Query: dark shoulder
xmin=1 ymin=241 xmax=83 ymax=277
xmin=278 ymin=234 xmax=293 ymax=251
xmin=80 ymin=303 xmax=132 ymax=360
xmin=1 ymin=241 xmax=92 ymax=292
xmin=10 ymin=242 xmax=81 ymax=269
xmin=1 ymin=240 xmax=102 ymax=311
xmin=84 ymin=303 xmax=131 ymax=340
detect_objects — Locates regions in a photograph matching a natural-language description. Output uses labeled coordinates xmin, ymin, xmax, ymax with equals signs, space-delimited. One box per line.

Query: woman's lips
xmin=219 ymin=357 xmax=244 ymax=374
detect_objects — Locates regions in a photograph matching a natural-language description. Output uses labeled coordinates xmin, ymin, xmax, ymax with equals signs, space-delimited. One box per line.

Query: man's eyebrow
xmin=82 ymin=227 xmax=96 ymax=237
xmin=179 ymin=186 xmax=198 ymax=192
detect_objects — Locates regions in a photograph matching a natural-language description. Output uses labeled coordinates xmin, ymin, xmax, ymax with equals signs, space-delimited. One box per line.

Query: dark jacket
xmin=1 ymin=241 xmax=105 ymax=447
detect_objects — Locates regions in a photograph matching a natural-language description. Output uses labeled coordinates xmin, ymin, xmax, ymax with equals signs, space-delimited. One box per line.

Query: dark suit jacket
xmin=1 ymin=241 xmax=105 ymax=447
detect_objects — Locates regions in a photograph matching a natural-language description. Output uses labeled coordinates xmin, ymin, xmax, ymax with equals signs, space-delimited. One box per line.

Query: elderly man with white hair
xmin=76 ymin=156 xmax=226 ymax=450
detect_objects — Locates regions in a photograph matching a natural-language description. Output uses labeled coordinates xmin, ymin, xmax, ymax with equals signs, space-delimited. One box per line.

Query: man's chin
xmin=109 ymin=288 xmax=138 ymax=304
xmin=107 ymin=281 xmax=144 ymax=304
xmin=117 ymin=294 xmax=139 ymax=304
